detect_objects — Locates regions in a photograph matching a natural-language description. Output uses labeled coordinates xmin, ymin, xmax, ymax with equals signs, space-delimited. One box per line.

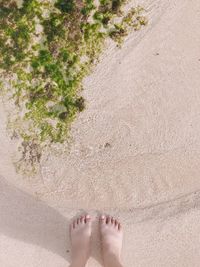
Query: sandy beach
xmin=1 ymin=0 xmax=200 ymax=266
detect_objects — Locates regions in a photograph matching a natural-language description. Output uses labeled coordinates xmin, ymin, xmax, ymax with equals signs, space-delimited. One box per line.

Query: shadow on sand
xmin=0 ymin=175 xmax=70 ymax=262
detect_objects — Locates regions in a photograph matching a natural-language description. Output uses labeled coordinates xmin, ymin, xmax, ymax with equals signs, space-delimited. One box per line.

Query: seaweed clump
xmin=0 ymin=0 xmax=147 ymax=172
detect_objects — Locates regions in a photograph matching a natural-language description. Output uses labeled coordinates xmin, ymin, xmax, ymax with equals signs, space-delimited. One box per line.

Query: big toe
xmin=100 ymin=215 xmax=106 ymax=224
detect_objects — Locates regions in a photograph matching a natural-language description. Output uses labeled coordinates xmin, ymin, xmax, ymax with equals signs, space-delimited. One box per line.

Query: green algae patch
xmin=0 ymin=0 xmax=147 ymax=173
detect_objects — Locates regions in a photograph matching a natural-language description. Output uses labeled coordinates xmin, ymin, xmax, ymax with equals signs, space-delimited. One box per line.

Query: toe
xmin=80 ymin=216 xmax=84 ymax=224
xmin=111 ymin=217 xmax=115 ymax=225
xmin=85 ymin=214 xmax=91 ymax=224
xmin=114 ymin=219 xmax=118 ymax=227
xmin=118 ymin=222 xmax=122 ymax=231
xmin=77 ymin=217 xmax=80 ymax=225
xmin=73 ymin=220 xmax=76 ymax=229
xmin=106 ymin=216 xmax=111 ymax=224
xmin=100 ymin=215 xmax=106 ymax=224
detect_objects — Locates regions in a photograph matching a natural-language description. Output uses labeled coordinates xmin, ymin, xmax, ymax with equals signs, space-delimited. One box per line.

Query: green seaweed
xmin=0 ymin=0 xmax=147 ymax=172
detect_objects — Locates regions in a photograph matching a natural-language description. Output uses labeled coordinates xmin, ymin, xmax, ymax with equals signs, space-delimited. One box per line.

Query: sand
xmin=1 ymin=0 xmax=200 ymax=266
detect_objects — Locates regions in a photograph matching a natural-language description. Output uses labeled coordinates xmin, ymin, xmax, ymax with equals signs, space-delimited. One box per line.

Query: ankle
xmin=70 ymin=264 xmax=86 ymax=267
xmin=70 ymin=259 xmax=87 ymax=267
xmin=103 ymin=252 xmax=123 ymax=267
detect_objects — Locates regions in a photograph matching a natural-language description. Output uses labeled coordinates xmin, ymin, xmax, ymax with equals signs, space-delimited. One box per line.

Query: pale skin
xmin=69 ymin=214 xmax=123 ymax=267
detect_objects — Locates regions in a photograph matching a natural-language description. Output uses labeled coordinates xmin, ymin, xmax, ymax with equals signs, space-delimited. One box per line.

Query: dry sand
xmin=1 ymin=0 xmax=200 ymax=266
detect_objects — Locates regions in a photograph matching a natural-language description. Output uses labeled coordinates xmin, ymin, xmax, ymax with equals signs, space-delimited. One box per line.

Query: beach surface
xmin=1 ymin=0 xmax=200 ymax=266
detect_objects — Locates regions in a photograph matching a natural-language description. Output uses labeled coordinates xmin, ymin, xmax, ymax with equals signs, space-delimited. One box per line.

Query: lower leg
xmin=100 ymin=215 xmax=124 ymax=267
xmin=102 ymin=255 xmax=123 ymax=267
xmin=69 ymin=214 xmax=92 ymax=267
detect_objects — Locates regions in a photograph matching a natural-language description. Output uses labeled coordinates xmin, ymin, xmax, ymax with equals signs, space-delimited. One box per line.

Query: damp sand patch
xmin=0 ymin=0 xmax=147 ymax=174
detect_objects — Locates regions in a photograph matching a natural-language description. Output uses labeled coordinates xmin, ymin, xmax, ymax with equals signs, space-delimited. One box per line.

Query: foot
xmin=69 ymin=214 xmax=92 ymax=267
xmin=100 ymin=215 xmax=123 ymax=267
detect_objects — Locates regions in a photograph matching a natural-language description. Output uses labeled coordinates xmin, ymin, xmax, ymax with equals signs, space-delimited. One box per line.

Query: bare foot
xmin=69 ymin=214 xmax=92 ymax=267
xmin=100 ymin=215 xmax=123 ymax=267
